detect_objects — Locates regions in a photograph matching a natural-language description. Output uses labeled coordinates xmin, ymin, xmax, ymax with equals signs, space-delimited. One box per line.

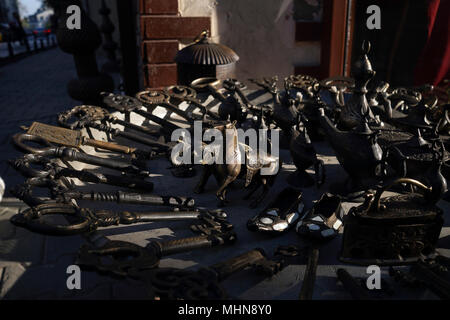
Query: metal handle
xmin=116 ymin=191 xmax=194 ymax=207
xmin=372 ymin=178 xmax=432 ymax=212
xmin=83 ymin=137 xmax=136 ymax=154
xmin=155 ymin=231 xmax=236 ymax=256
xmin=10 ymin=203 xmax=91 ymax=236
xmin=12 ymin=133 xmax=53 ymax=154
xmin=210 ymin=248 xmax=267 ymax=282
xmin=299 ymin=246 xmax=320 ymax=300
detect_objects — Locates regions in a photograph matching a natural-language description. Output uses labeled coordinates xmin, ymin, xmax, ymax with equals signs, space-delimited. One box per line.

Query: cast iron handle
xmin=372 ymin=177 xmax=432 ymax=212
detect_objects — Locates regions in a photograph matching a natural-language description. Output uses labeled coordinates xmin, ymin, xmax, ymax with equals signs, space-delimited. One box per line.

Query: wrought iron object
xmin=288 ymin=116 xmax=325 ymax=187
xmin=129 ymin=248 xmax=283 ymax=300
xmin=340 ymin=178 xmax=444 ymax=265
xmin=76 ymin=229 xmax=237 ymax=277
xmin=318 ymin=108 xmax=383 ymax=200
xmin=247 ymin=187 xmax=304 ymax=234
xmin=384 ymin=132 xmax=448 ymax=202
xmin=25 ymin=121 xmax=141 ymax=156
xmin=136 ymin=90 xmax=204 ymax=123
xmin=12 ymin=133 xmax=148 ymax=176
xmin=175 ymin=30 xmax=239 ymax=86
xmin=57 ymin=105 xmax=173 ymax=151
xmin=101 ymin=92 xmax=182 ymax=139
xmin=250 ymin=76 xmax=299 ymax=138
xmin=55 ymin=190 xmax=194 ymax=208
xmin=295 ymin=193 xmax=343 ymax=241
xmin=319 ymin=76 xmax=355 ymax=109
xmin=10 ymin=202 xmax=229 ymax=236
xmin=390 ymin=257 xmax=450 ymax=300
xmin=11 ymin=152 xmax=150 ymax=185
xmin=298 ymin=245 xmax=320 ymax=300
xmin=190 ymin=77 xmax=247 ymax=123
xmin=338 ymin=40 xmax=377 ymax=130
xmin=163 ymin=85 xmax=221 ymax=121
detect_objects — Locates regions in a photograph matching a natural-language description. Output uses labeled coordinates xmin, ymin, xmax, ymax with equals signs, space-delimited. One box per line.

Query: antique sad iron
xmin=340 ymin=178 xmax=444 ymax=266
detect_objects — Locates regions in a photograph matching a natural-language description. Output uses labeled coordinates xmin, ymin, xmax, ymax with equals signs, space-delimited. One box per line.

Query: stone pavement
xmin=0 ymin=47 xmax=79 ymax=191
xmin=0 ymin=50 xmax=449 ymax=299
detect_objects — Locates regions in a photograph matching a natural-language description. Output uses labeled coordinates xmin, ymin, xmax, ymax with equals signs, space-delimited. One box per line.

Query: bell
xmin=175 ymin=30 xmax=239 ymax=86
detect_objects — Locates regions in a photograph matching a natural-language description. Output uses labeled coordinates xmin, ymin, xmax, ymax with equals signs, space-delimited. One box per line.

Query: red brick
xmin=142 ymin=40 xmax=179 ymax=64
xmin=141 ymin=16 xmax=211 ymax=40
xmin=141 ymin=0 xmax=178 ymax=15
xmin=144 ymin=64 xmax=177 ymax=88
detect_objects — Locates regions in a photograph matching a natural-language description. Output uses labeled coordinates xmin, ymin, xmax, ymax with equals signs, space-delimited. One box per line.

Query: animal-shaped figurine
xmin=193 ymin=121 xmax=279 ymax=207
xmin=319 ymin=108 xmax=383 ymax=200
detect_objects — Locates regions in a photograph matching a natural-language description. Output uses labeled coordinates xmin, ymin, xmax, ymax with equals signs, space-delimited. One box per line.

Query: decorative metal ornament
xmin=175 ymin=30 xmax=239 ymax=85
xmin=340 ymin=178 xmax=444 ymax=265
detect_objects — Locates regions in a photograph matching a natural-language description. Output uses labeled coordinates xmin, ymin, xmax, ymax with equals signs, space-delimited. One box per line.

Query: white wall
xmin=179 ymin=0 xmax=321 ymax=80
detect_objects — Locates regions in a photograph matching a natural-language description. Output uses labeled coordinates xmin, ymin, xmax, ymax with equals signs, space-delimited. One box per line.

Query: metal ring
xmin=12 ymin=133 xmax=53 ymax=154
xmin=11 ymin=203 xmax=91 ymax=236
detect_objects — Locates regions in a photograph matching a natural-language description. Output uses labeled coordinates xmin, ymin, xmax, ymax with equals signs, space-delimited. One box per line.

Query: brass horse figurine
xmin=193 ymin=121 xmax=280 ymax=207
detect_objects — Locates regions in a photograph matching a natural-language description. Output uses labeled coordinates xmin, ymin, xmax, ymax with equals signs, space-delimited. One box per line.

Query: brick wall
xmin=139 ymin=0 xmax=211 ymax=88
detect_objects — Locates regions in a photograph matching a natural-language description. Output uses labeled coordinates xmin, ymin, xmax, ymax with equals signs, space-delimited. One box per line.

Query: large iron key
xmin=12 ymin=133 xmax=148 ymax=176
xmin=11 ymin=153 xmax=153 ymax=190
xmin=57 ymin=190 xmax=194 ymax=208
xmin=132 ymin=248 xmax=284 ymax=300
xmin=76 ymin=230 xmax=237 ymax=277
xmin=57 ymin=105 xmax=173 ymax=151
xmin=136 ymin=90 xmax=202 ymax=123
xmin=164 ymin=85 xmax=221 ymax=120
xmin=11 ymin=202 xmax=230 ymax=236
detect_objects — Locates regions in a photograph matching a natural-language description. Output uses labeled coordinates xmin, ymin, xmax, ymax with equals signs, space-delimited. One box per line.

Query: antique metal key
xmin=10 ymin=202 xmax=229 ymax=236
xmin=58 ymin=105 xmax=173 ymax=151
xmin=12 ymin=133 xmax=148 ymax=176
xmin=76 ymin=229 xmax=237 ymax=277
xmin=164 ymin=85 xmax=221 ymax=120
xmin=101 ymin=92 xmax=181 ymax=136
xmin=25 ymin=121 xmax=141 ymax=156
xmin=136 ymin=90 xmax=203 ymax=123
xmin=129 ymin=248 xmax=284 ymax=300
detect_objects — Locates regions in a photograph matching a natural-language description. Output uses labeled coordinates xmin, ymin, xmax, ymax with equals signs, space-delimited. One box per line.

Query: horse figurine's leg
xmin=215 ymin=175 xmax=236 ymax=206
xmin=215 ymin=163 xmax=240 ymax=206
